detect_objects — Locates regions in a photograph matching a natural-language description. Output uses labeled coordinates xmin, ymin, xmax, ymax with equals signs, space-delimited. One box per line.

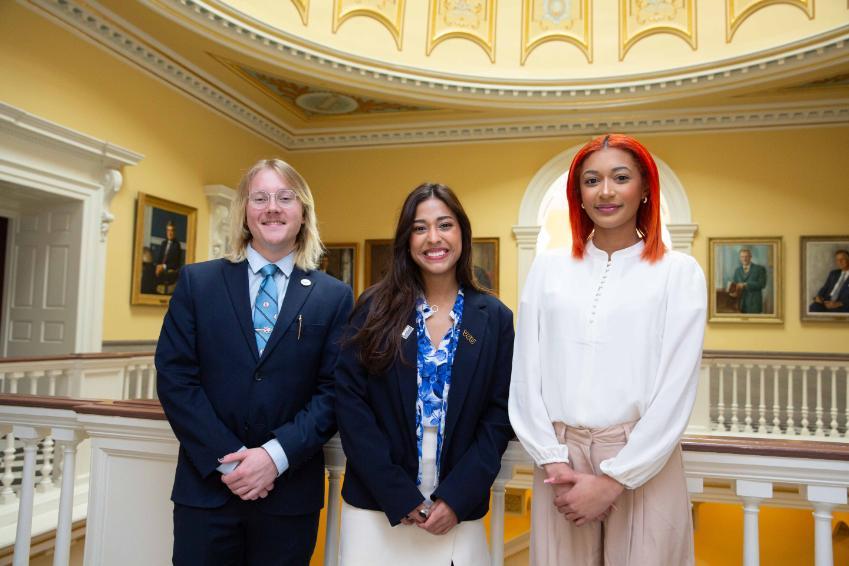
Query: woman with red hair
xmin=509 ymin=134 xmax=706 ymax=565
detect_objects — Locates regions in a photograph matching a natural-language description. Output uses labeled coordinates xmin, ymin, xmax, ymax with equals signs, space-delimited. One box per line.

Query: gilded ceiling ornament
xmin=619 ymin=0 xmax=696 ymax=60
xmin=333 ymin=0 xmax=406 ymax=50
xmin=726 ymin=0 xmax=814 ymax=42
xmin=521 ymin=0 xmax=591 ymax=64
xmin=290 ymin=0 xmax=309 ymax=25
xmin=427 ymin=0 xmax=497 ymax=63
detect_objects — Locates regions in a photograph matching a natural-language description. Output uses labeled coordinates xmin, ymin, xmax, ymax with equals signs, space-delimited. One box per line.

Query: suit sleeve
xmin=431 ymin=304 xmax=514 ymax=522
xmin=747 ymin=265 xmax=767 ymax=292
xmin=815 ymin=271 xmax=836 ymax=300
xmin=155 ymin=266 xmax=244 ymax=479
xmin=272 ymin=284 xmax=354 ymax=469
xmin=335 ymin=308 xmax=425 ymax=526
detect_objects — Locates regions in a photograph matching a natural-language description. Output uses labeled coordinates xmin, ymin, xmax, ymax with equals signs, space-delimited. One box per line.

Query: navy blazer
xmin=156 ymin=258 xmax=353 ymax=514
xmin=815 ymin=269 xmax=849 ymax=309
xmin=335 ymin=289 xmax=514 ymax=526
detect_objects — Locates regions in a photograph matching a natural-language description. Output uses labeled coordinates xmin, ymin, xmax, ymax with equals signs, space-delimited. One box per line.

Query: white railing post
xmin=744 ymin=365 xmax=754 ymax=433
xmin=37 ymin=435 xmax=55 ymax=492
xmin=0 ymin=429 xmax=16 ymax=505
xmin=757 ymin=365 xmax=767 ymax=432
xmin=807 ymin=485 xmax=847 ymax=566
xmin=786 ymin=365 xmax=796 ymax=434
xmin=52 ymin=427 xmax=84 ymax=566
xmin=828 ymin=365 xmax=839 ymax=437
xmin=490 ymin=478 xmax=508 ymax=566
xmin=12 ymin=424 xmax=47 ymax=566
xmin=800 ymin=365 xmax=811 ymax=436
xmin=771 ymin=364 xmax=781 ymax=433
xmin=716 ymin=363 xmax=726 ymax=431
xmin=731 ymin=364 xmax=741 ymax=432
xmin=736 ymin=480 xmax=772 ymax=566
xmin=323 ymin=467 xmax=343 ymax=566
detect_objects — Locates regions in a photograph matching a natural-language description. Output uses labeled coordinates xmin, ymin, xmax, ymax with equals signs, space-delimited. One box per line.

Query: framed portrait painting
xmin=364 ymin=239 xmax=393 ymax=290
xmin=131 ymin=193 xmax=197 ymax=306
xmin=800 ymin=236 xmax=849 ymax=322
xmin=708 ymin=237 xmax=782 ymax=323
xmin=472 ymin=237 xmax=499 ymax=296
xmin=320 ymin=243 xmax=359 ymax=296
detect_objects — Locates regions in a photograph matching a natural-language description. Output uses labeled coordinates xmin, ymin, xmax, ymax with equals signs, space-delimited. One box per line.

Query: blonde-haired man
xmin=156 ymin=159 xmax=353 ymax=565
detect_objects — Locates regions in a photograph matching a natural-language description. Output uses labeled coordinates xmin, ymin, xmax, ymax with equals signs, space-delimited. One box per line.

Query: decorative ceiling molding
xmin=142 ymin=0 xmax=849 ymax=110
xmin=521 ymin=0 xmax=592 ymax=64
xmin=24 ymin=0 xmax=297 ymax=148
xmin=726 ymin=0 xmax=814 ymax=43
xmin=333 ymin=0 xmax=405 ymax=50
xmin=290 ymin=0 xmax=309 ymax=26
xmin=620 ymin=0 xmax=697 ymax=61
xmin=285 ymin=102 xmax=849 ymax=150
xmin=427 ymin=0 xmax=497 ymax=63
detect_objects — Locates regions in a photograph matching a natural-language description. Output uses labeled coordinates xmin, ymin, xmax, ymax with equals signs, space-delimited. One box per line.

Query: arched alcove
xmin=512 ymin=144 xmax=698 ymax=297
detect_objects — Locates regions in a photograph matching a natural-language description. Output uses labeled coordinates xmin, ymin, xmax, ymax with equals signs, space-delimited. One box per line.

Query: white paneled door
xmin=5 ymin=202 xmax=82 ymax=356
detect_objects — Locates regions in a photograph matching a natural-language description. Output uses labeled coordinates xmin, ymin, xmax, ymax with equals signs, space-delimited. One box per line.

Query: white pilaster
xmin=204 ymin=184 xmax=236 ymax=260
xmin=806 ymin=485 xmax=847 ymax=566
xmin=512 ymin=225 xmax=541 ymax=299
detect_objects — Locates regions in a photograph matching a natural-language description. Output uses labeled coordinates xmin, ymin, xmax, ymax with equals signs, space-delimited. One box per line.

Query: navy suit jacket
xmin=335 ymin=289 xmax=514 ymax=526
xmin=815 ymin=269 xmax=849 ymax=308
xmin=156 ymin=258 xmax=353 ymax=514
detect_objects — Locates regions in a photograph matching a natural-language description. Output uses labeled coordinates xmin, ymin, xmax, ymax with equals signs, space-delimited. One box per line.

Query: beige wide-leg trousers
xmin=530 ymin=421 xmax=694 ymax=566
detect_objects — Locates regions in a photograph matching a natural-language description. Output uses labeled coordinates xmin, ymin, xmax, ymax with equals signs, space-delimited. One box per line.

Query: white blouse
xmin=508 ymin=240 xmax=707 ymax=489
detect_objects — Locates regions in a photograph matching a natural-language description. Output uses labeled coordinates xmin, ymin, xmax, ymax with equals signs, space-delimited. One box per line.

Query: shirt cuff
xmin=217 ymin=446 xmax=246 ymax=475
xmin=533 ymin=445 xmax=571 ymax=468
xmin=262 ymin=439 xmax=289 ymax=477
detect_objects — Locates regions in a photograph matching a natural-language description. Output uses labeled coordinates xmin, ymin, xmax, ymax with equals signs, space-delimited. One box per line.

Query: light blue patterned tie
xmin=254 ymin=264 xmax=279 ymax=355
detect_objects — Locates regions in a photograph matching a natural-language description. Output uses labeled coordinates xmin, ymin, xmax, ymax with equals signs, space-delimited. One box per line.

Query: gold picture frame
xmin=800 ymin=235 xmax=849 ymax=323
xmin=320 ymin=242 xmax=359 ymax=296
xmin=131 ymin=193 xmax=197 ymax=306
xmin=708 ymin=237 xmax=782 ymax=323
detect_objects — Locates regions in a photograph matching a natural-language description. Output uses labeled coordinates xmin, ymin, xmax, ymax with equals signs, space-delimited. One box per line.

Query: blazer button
xmin=254 ymin=372 xmax=263 ymax=382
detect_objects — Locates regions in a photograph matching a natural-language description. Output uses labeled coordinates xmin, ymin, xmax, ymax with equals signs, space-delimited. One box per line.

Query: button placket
xmin=589 ymin=260 xmax=612 ymax=326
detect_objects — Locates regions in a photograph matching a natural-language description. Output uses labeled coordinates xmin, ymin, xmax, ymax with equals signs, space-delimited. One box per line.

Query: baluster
xmin=800 ymin=365 xmax=811 ymax=436
xmin=0 ymin=371 xmax=4 ymax=393
xmin=0 ymin=432 xmax=16 ymax=505
xmin=13 ymin=425 xmax=45 ymax=566
xmin=123 ymin=364 xmax=134 ymax=400
xmin=757 ymin=365 xmax=767 ymax=432
xmin=490 ymin=479 xmax=508 ymax=566
xmin=807 ymin=485 xmax=848 ymax=566
xmin=46 ymin=369 xmax=61 ymax=396
xmin=716 ymin=364 xmax=726 ymax=431
xmin=146 ymin=365 xmax=156 ymax=399
xmin=813 ymin=366 xmax=825 ymax=437
xmin=731 ymin=364 xmax=740 ymax=432
xmin=737 ymin=481 xmax=772 ymax=566
xmin=785 ymin=365 xmax=796 ymax=434
xmin=829 ymin=366 xmax=839 ymax=437
xmin=744 ymin=365 xmax=754 ymax=433
xmin=53 ymin=430 xmax=82 ymax=566
xmin=37 ymin=435 xmax=55 ymax=492
xmin=771 ymin=365 xmax=781 ymax=433
xmin=28 ymin=370 xmax=45 ymax=395
xmin=9 ymin=371 xmax=23 ymax=394
xmin=134 ymin=365 xmax=144 ymax=399
xmin=323 ymin=467 xmax=343 ymax=566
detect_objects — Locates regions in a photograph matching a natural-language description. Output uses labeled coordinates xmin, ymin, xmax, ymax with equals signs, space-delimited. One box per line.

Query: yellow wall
xmin=0 ymin=2 xmax=284 ymax=341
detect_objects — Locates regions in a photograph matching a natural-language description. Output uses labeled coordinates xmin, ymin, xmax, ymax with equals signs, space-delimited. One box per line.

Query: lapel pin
xmin=401 ymin=325 xmax=413 ymax=340
xmin=462 ymin=329 xmax=477 ymax=344
xmin=300 ymin=278 xmax=311 ymax=287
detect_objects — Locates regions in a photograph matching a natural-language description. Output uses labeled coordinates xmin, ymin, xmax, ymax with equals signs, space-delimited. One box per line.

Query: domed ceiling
xmin=24 ymin=0 xmax=849 ymax=149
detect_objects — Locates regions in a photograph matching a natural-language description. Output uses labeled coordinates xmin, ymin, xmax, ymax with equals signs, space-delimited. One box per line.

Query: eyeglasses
xmin=248 ymin=190 xmax=298 ymax=209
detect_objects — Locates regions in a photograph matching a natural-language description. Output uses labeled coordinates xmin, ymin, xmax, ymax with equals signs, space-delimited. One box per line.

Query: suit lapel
xmin=260 ymin=267 xmax=314 ymax=362
xmin=443 ymin=291 xmax=489 ymax=443
xmin=221 ymin=259 xmax=259 ymax=361
xmin=395 ymin=313 xmax=418 ymax=446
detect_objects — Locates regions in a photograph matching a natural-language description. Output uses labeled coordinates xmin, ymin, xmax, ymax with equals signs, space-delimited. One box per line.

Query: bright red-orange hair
xmin=566 ymin=134 xmax=665 ymax=263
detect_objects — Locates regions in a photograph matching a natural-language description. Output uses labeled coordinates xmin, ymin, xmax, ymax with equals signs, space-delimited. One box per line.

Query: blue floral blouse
xmin=415 ymin=289 xmax=464 ymax=487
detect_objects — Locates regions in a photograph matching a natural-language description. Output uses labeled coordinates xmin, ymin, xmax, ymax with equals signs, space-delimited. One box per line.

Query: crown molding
xmin=23 ymin=0 xmax=297 ymax=148
xmin=144 ymin=0 xmax=849 ymax=110
xmin=21 ymin=0 xmax=849 ymax=152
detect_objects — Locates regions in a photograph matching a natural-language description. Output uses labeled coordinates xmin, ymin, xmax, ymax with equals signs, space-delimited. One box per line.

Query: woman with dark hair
xmin=509 ymin=134 xmax=706 ymax=565
xmin=335 ymin=183 xmax=514 ymax=566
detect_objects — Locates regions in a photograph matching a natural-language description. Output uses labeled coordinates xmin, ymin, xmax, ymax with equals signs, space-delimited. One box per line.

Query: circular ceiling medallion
xmin=295 ymin=92 xmax=359 ymax=115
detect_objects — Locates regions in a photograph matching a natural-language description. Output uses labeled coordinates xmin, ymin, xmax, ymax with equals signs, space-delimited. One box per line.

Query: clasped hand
xmin=401 ymin=499 xmax=458 ymax=535
xmin=544 ymin=465 xmax=623 ymax=526
xmin=220 ymin=447 xmax=277 ymax=501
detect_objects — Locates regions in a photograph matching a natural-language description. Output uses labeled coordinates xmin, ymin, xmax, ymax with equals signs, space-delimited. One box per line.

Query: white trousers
xmin=339 ymin=427 xmax=489 ymax=566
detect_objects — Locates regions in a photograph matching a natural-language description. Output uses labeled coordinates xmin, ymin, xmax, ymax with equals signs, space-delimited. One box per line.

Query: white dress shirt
xmin=508 ymin=240 xmax=707 ymax=489
xmin=217 ymin=244 xmax=294 ymax=476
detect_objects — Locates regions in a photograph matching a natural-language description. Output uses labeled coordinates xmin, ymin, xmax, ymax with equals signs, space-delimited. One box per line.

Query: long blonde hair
xmin=226 ymin=159 xmax=323 ymax=270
